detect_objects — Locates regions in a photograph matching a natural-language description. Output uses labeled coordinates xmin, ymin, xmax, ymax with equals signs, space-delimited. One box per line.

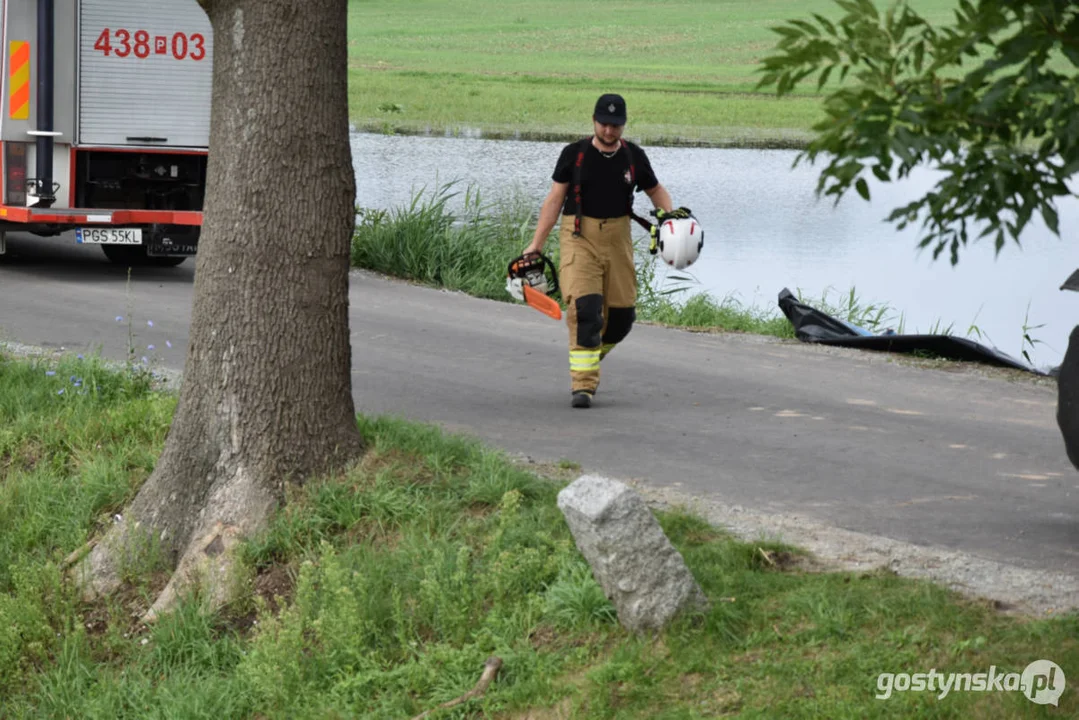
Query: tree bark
xmin=75 ymin=0 xmax=363 ymax=620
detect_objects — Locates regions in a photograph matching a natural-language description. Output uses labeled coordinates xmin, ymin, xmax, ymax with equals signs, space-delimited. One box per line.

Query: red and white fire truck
xmin=0 ymin=0 xmax=211 ymax=266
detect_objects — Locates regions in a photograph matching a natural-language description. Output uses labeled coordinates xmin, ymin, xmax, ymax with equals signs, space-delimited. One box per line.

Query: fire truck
xmin=0 ymin=0 xmax=211 ymax=266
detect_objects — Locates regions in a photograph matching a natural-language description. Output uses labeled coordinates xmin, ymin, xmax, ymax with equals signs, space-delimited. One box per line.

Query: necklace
xmin=593 ymin=137 xmax=620 ymax=158
xmin=595 ymin=136 xmax=621 ymax=157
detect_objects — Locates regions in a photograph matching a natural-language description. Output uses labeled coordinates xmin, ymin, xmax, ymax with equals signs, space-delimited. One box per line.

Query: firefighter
xmin=523 ymin=93 xmax=684 ymax=408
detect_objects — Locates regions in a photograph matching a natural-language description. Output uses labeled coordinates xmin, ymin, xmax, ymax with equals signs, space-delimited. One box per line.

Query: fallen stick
xmin=410 ymin=656 xmax=503 ymax=720
xmin=61 ymin=539 xmax=98 ymax=571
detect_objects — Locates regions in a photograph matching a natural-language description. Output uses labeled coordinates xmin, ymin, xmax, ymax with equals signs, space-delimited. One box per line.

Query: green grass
xmin=0 ymin=353 xmax=1075 ymax=717
xmin=351 ymin=182 xmax=536 ymax=302
xmin=345 ymin=0 xmax=982 ymax=145
xmin=0 ymin=354 xmax=167 ymax=588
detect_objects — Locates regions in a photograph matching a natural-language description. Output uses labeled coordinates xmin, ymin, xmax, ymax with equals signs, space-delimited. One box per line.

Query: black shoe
xmin=571 ymin=391 xmax=593 ymax=409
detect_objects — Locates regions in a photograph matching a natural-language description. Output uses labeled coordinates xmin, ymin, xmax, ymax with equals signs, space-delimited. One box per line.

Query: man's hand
xmin=513 ymin=250 xmax=543 ymax=275
xmin=654 ymin=206 xmax=693 ymax=221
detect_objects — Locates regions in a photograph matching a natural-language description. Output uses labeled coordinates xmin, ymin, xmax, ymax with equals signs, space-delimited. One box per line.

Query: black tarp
xmin=777 ymin=288 xmax=1049 ymax=375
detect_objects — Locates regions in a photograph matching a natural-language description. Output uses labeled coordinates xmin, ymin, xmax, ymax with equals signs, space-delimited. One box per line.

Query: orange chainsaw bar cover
xmin=522 ymin=285 xmax=562 ymax=321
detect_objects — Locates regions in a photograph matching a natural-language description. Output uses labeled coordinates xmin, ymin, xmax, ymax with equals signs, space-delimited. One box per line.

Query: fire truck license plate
xmin=76 ymin=228 xmax=143 ymax=245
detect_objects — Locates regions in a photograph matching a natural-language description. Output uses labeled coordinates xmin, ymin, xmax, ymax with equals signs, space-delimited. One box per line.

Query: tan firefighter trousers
xmin=558 ymin=215 xmax=637 ymax=395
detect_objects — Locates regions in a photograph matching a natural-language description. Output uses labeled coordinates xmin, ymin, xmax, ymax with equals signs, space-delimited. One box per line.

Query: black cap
xmin=593 ymin=93 xmax=627 ymax=125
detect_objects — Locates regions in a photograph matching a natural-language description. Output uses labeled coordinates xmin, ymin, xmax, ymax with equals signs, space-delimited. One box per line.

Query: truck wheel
xmin=101 ymin=244 xmax=149 ymax=266
xmin=150 ymin=256 xmax=187 ymax=267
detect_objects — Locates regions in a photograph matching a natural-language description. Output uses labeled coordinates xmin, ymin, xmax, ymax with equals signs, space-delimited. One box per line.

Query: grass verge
xmin=1 ymin=347 xmax=1075 ymax=718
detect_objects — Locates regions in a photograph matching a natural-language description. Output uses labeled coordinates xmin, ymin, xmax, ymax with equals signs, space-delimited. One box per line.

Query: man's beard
xmin=594 ymin=132 xmax=619 ymax=150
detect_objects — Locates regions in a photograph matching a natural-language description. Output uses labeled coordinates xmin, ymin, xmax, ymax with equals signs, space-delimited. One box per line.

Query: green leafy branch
xmin=757 ymin=0 xmax=1078 ymax=265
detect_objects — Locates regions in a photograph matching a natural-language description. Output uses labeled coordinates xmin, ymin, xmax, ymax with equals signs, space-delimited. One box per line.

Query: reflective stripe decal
xmin=569 ymin=349 xmax=601 ymax=372
xmin=9 ymin=41 xmax=30 ymax=120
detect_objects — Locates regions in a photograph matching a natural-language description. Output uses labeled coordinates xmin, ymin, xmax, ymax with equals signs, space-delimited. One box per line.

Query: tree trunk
xmin=74 ymin=0 xmax=363 ymax=621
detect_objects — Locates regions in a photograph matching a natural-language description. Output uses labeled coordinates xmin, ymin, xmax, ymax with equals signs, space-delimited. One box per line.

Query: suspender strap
xmin=571 ymin=138 xmax=636 ymax=237
xmin=573 ymin=138 xmax=587 ymax=237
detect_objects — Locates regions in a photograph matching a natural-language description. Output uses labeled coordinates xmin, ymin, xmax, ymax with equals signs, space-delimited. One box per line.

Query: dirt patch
xmin=80 ymin=571 xmax=170 ymax=658
xmin=219 ymin=563 xmax=296 ymax=634
xmin=254 ymin=563 xmax=294 ymax=611
xmin=1 ymin=442 xmax=43 ymax=474
xmin=754 ymin=547 xmax=808 ymax=572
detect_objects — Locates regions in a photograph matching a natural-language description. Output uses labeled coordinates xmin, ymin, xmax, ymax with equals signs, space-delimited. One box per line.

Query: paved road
xmin=2 ymin=233 xmax=1076 ymax=578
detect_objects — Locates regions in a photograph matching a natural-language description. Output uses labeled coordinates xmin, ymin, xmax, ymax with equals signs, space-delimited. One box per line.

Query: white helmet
xmin=657 ymin=216 xmax=704 ymax=270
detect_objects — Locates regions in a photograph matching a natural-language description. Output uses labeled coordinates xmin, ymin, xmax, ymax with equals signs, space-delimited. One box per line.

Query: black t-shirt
xmin=552 ymin=139 xmax=659 ymax=218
